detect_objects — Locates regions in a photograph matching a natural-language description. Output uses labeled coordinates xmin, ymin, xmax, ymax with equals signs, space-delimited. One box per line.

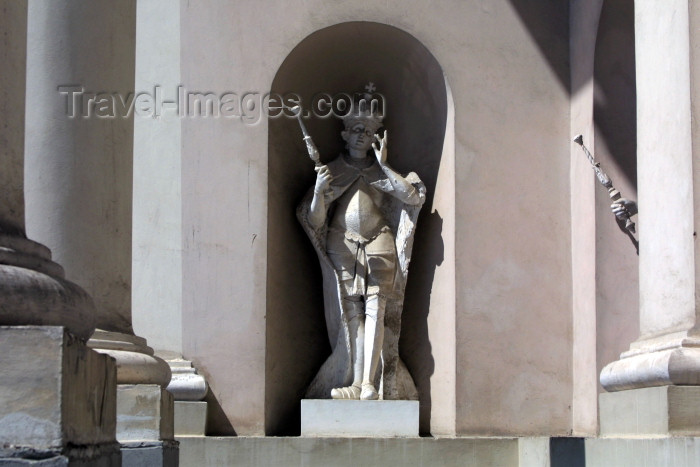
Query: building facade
xmin=1 ymin=0 xmax=699 ymax=465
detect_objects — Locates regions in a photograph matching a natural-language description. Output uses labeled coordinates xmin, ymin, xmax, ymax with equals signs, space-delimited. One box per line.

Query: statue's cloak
xmin=297 ymin=155 xmax=425 ymax=399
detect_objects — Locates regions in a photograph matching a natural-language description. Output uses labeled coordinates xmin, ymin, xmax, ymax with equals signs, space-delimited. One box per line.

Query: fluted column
xmin=600 ymin=0 xmax=700 ymax=392
xmin=23 ymin=0 xmax=170 ymax=388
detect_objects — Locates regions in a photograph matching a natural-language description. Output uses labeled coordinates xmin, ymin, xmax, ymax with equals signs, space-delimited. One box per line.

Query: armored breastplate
xmin=330 ymin=178 xmax=387 ymax=239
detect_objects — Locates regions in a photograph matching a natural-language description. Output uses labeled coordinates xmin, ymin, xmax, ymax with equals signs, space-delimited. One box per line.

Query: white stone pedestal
xmin=117 ymin=385 xmax=174 ymax=441
xmin=300 ymin=400 xmax=419 ymax=437
xmin=0 ymin=326 xmax=120 ymax=465
xmin=175 ymin=401 xmax=208 ymax=436
xmin=117 ymin=385 xmax=177 ymax=466
xmin=592 ymin=387 xmax=700 ymax=466
xmin=600 ymin=385 xmax=700 ymax=436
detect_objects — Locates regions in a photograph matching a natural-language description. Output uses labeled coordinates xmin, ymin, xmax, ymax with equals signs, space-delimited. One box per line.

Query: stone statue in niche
xmin=296 ymin=88 xmax=425 ymax=400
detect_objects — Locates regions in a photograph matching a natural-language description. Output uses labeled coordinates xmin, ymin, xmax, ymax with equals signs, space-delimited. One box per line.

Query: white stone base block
xmin=117 ymin=385 xmax=176 ymax=466
xmin=585 ymin=437 xmax=700 ymax=467
xmin=177 ymin=436 xmax=700 ymax=467
xmin=600 ymin=386 xmax=700 ymax=436
xmin=116 ymin=385 xmax=175 ymax=442
xmin=121 ymin=440 xmax=179 ymax=467
xmin=178 ymin=436 xmax=519 ymax=467
xmin=0 ymin=444 xmax=122 ymax=466
xmin=0 ymin=326 xmax=120 ymax=465
xmin=300 ymin=400 xmax=418 ymax=437
xmin=175 ymin=401 xmax=207 ymax=436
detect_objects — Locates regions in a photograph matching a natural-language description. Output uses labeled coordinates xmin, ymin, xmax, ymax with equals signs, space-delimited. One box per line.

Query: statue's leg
xmin=327 ymin=235 xmax=364 ymax=400
xmin=361 ymin=232 xmax=396 ymax=401
xmin=330 ymin=296 xmax=364 ymax=400
xmin=361 ymin=293 xmax=386 ymax=400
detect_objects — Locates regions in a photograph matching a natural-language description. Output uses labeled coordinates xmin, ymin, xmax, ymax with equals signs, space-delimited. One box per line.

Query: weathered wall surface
xmin=132 ymin=0 xmax=184 ymax=354
xmin=179 ymin=0 xmax=573 ymax=436
xmin=449 ymin=1 xmax=572 ymax=436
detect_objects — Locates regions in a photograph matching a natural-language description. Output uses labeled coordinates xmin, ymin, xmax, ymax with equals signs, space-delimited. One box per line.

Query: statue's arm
xmin=372 ymin=131 xmax=422 ymax=205
xmin=380 ymin=164 xmax=422 ymax=205
xmin=308 ymin=164 xmax=333 ymax=230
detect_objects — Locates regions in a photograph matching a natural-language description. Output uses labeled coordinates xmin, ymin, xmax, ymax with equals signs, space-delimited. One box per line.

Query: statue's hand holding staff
xmin=309 ymin=164 xmax=332 ymax=229
xmin=314 ymin=165 xmax=332 ymax=194
xmin=611 ymin=198 xmax=638 ymax=223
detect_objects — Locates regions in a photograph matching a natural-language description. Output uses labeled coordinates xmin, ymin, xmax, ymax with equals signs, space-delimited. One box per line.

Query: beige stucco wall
xmin=132 ymin=0 xmax=184 ymax=354
xmin=179 ymin=0 xmax=574 ymax=436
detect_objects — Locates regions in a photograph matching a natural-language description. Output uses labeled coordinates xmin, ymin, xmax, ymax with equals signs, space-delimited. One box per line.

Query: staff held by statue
xmin=291 ymin=105 xmax=321 ymax=168
xmin=573 ymin=134 xmax=637 ymax=235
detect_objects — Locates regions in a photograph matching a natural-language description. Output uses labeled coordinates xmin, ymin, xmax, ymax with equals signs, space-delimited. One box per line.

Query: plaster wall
xmin=450 ymin=1 xmax=572 ymax=435
xmin=132 ymin=0 xmax=183 ymax=354
xmin=180 ymin=0 xmax=572 ymax=435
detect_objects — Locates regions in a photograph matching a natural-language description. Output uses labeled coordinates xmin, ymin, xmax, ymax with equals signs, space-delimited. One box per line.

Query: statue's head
xmin=341 ymin=85 xmax=383 ymax=152
xmin=342 ymin=121 xmax=378 ymax=152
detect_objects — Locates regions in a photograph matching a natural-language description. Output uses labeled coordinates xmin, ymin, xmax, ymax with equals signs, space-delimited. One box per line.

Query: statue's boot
xmin=361 ymin=294 xmax=386 ymax=401
xmin=331 ymin=384 xmax=361 ymax=399
xmin=331 ymin=297 xmax=364 ymax=400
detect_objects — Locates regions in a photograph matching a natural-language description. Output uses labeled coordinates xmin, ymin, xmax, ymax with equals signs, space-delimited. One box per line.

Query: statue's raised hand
xmin=314 ymin=164 xmax=333 ymax=194
xmin=372 ymin=131 xmax=388 ymax=165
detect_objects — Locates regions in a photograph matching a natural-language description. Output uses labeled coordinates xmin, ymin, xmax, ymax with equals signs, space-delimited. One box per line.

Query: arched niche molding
xmin=593 ymin=0 xmax=639 ymax=392
xmin=266 ymin=21 xmax=454 ymax=435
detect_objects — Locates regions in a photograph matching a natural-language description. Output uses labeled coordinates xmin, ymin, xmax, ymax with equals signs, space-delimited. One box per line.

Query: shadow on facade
xmin=507 ymin=0 xmax=570 ymax=94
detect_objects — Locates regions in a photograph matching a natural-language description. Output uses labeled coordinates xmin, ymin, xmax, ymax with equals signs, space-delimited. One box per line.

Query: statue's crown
xmin=342 ymin=82 xmax=384 ymax=132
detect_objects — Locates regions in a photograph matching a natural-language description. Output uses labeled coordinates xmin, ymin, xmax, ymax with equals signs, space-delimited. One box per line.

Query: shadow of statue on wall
xmin=401 ymin=209 xmax=443 ymax=435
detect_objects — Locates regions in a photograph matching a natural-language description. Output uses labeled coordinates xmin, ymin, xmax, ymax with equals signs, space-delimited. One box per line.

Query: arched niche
xmin=593 ymin=0 xmax=639 ymax=392
xmin=266 ymin=21 xmax=452 ymax=435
